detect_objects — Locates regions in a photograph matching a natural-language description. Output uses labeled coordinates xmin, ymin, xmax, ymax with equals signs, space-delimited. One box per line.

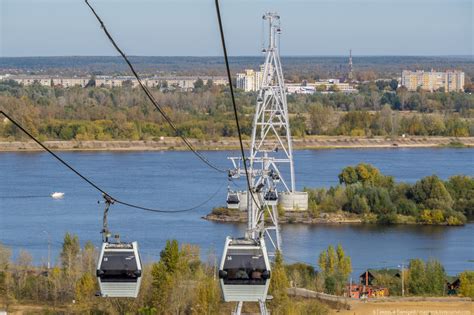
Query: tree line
xmin=0 ymin=236 xmax=328 ymax=315
xmin=0 ymin=80 xmax=472 ymax=141
xmin=1 ymin=236 xmax=473 ymax=314
xmin=305 ymin=164 xmax=474 ymax=225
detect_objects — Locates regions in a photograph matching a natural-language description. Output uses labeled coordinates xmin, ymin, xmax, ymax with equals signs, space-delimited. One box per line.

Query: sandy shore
xmin=0 ymin=136 xmax=473 ymax=152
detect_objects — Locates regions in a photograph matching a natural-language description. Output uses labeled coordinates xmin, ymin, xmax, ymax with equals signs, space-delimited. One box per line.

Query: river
xmin=0 ymin=148 xmax=473 ymax=276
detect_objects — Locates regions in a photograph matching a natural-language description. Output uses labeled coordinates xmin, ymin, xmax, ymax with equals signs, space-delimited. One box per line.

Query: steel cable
xmin=214 ymin=0 xmax=265 ymax=215
xmin=84 ymin=0 xmax=226 ymax=174
xmin=1 ymin=110 xmax=224 ymax=213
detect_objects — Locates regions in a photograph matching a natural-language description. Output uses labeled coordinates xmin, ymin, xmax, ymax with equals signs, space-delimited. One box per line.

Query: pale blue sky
xmin=0 ymin=0 xmax=472 ymax=57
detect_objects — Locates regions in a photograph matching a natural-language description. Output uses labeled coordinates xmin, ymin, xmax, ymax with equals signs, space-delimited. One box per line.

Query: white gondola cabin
xmin=226 ymin=191 xmax=240 ymax=209
xmin=219 ymin=237 xmax=271 ymax=302
xmin=264 ymin=190 xmax=278 ymax=206
xmin=96 ymin=241 xmax=142 ymax=298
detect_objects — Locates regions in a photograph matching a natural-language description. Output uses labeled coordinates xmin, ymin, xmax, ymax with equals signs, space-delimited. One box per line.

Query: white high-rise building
xmin=235 ymin=66 xmax=268 ymax=92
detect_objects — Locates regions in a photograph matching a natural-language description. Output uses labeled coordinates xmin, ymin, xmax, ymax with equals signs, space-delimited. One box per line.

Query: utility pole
xmin=43 ymin=230 xmax=51 ymax=270
xmin=399 ymin=263 xmax=405 ymax=297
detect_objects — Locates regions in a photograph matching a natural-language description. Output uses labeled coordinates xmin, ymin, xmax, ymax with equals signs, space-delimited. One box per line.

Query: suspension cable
xmin=214 ymin=0 xmax=264 ymax=214
xmin=0 ymin=110 xmax=224 ymax=213
xmin=84 ymin=0 xmax=226 ymax=174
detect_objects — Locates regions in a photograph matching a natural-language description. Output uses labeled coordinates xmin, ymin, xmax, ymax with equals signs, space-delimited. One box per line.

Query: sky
xmin=0 ymin=0 xmax=472 ymax=57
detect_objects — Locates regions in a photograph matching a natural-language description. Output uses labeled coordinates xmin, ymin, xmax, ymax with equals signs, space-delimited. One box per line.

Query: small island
xmin=205 ymin=163 xmax=473 ymax=226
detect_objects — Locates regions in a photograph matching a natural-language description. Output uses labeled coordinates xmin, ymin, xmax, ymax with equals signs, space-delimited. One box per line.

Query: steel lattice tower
xmin=227 ymin=12 xmax=308 ymax=315
xmin=348 ymin=49 xmax=354 ymax=81
xmin=250 ymin=12 xmax=295 ymax=194
xmin=228 ymin=12 xmax=307 ymax=256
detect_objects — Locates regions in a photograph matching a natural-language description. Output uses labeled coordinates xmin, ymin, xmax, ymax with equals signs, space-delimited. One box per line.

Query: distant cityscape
xmin=0 ymin=62 xmax=467 ymax=95
xmin=236 ymin=65 xmax=358 ymax=94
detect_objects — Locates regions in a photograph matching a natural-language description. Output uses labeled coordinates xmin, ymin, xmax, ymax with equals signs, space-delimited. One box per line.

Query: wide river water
xmin=0 ymin=148 xmax=473 ymax=276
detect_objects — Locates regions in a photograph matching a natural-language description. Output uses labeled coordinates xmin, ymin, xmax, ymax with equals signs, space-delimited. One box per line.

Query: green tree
xmin=339 ymin=163 xmax=393 ymax=188
xmin=318 ymin=245 xmax=352 ymax=295
xmin=75 ymin=273 xmax=96 ymax=303
xmin=193 ymin=276 xmax=220 ymax=315
xmin=194 ymin=78 xmax=204 ymax=90
xmin=60 ymin=233 xmax=80 ymax=274
xmin=151 ymin=240 xmax=179 ymax=309
xmin=410 ymin=175 xmax=453 ymax=211
xmin=0 ymin=243 xmax=12 ymax=307
xmin=407 ymin=259 xmax=427 ymax=295
xmin=389 ymin=79 xmax=398 ymax=91
xmin=425 ymin=259 xmax=446 ymax=296
xmin=349 ymin=195 xmax=370 ymax=214
xmin=445 ymin=175 xmax=474 ymax=217
xmin=459 ymin=271 xmax=474 ymax=298
xmin=407 ymin=259 xmax=446 ymax=296
xmin=205 ymin=79 xmax=213 ymax=89
xmin=338 ymin=166 xmax=358 ymax=185
xmin=308 ymin=104 xmax=334 ymax=135
xmin=270 ymin=251 xmax=290 ymax=314
xmin=316 ymin=84 xmax=326 ymax=92
xmin=336 ymin=245 xmax=352 ymax=278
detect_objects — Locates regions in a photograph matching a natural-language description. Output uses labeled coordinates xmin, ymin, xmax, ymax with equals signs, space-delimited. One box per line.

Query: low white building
xmin=287 ymin=79 xmax=357 ymax=94
xmin=52 ymin=77 xmax=90 ymax=87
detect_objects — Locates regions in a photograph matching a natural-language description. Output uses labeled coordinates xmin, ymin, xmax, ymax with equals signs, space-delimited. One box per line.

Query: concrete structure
xmin=401 ymin=70 xmax=465 ymax=92
xmin=279 ymin=191 xmax=308 ymax=211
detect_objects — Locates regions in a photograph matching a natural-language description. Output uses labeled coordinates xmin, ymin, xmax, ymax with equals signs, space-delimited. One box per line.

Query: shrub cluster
xmin=305 ymin=164 xmax=473 ymax=225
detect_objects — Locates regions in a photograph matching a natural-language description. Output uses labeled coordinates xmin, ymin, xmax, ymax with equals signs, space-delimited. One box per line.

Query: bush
xmin=211 ymin=207 xmax=236 ymax=216
xmin=286 ymin=263 xmax=317 ymax=289
xmin=459 ymin=271 xmax=474 ymax=299
xmin=418 ymin=209 xmax=445 ymax=224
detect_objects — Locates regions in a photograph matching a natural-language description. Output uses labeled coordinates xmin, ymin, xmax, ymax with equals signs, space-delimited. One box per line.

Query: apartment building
xmin=401 ymin=70 xmax=465 ymax=92
xmin=235 ymin=65 xmax=269 ymax=92
xmin=1 ymin=75 xmax=227 ymax=90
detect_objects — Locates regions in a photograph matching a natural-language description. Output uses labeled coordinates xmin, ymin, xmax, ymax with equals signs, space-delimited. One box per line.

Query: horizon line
xmin=0 ymin=54 xmax=472 ymax=59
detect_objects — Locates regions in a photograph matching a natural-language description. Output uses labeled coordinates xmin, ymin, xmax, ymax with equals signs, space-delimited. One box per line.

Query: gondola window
xmin=222 ymin=249 xmax=267 ymax=285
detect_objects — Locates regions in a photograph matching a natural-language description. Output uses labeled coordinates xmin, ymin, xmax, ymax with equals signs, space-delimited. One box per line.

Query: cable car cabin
xmin=264 ymin=190 xmax=278 ymax=206
xmin=227 ymin=191 xmax=240 ymax=209
xmin=219 ymin=237 xmax=271 ymax=302
xmin=96 ymin=242 xmax=142 ymax=298
xmin=269 ymin=170 xmax=280 ymax=183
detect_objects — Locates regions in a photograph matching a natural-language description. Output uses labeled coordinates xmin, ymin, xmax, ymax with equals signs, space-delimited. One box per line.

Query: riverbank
xmin=203 ymin=208 xmax=469 ymax=226
xmin=1 ymin=136 xmax=473 ymax=152
xmin=204 ymin=208 xmax=365 ymax=225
